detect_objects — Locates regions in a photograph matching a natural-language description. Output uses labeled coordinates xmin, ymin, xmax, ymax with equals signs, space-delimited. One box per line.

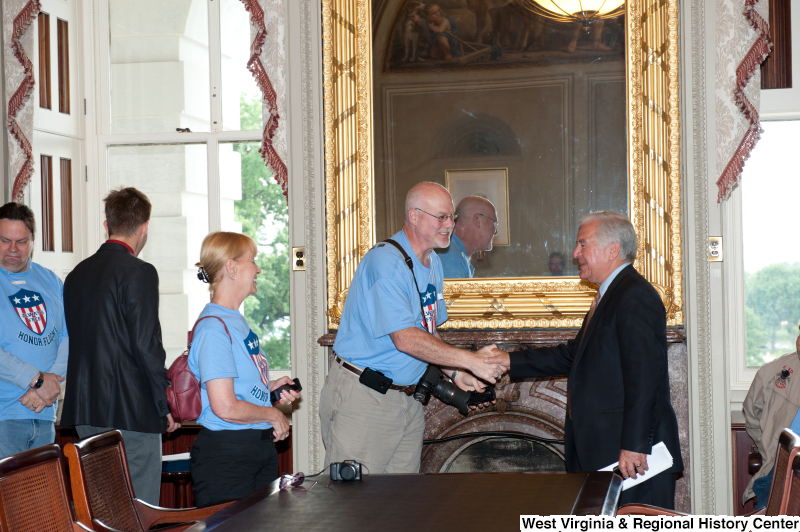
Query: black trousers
xmin=617 ymin=468 xmax=677 ymax=510
xmin=190 ymin=427 xmax=279 ymax=507
xmin=565 ymin=418 xmax=677 ymax=510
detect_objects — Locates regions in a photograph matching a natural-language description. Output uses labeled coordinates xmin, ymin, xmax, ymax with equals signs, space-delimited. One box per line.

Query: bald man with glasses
xmin=438 ymin=196 xmax=498 ymax=278
xmin=320 ymin=182 xmax=503 ymax=474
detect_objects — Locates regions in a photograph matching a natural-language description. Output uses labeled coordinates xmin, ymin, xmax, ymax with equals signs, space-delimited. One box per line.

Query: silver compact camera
xmin=330 ymin=460 xmax=362 ymax=481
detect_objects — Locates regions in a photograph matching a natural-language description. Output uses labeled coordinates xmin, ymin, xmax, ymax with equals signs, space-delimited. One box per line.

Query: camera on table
xmin=330 ymin=460 xmax=362 ymax=481
xmin=413 ymin=365 xmax=496 ymax=416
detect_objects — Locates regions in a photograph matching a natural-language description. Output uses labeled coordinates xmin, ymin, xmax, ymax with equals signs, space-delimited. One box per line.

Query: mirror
xmin=371 ymin=0 xmax=627 ymax=279
xmin=322 ymin=0 xmax=683 ymax=328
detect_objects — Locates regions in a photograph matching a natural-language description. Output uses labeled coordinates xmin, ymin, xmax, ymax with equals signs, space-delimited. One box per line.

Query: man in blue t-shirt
xmin=438 ymin=196 xmax=498 ymax=278
xmin=0 ymin=203 xmax=68 ymax=459
xmin=320 ymin=182 xmax=504 ymax=474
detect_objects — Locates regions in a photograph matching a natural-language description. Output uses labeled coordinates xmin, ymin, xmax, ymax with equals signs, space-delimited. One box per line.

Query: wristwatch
xmin=31 ymin=371 xmax=44 ymax=389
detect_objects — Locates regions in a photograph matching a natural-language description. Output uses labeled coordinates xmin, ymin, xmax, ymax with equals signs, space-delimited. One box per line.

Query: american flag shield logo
xmin=9 ymin=289 xmax=47 ymax=335
xmin=419 ymin=283 xmax=438 ymax=335
xmin=244 ymin=330 xmax=270 ymax=388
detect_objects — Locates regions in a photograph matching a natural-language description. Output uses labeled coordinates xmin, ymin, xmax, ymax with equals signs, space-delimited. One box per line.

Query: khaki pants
xmin=319 ymin=360 xmax=424 ymax=474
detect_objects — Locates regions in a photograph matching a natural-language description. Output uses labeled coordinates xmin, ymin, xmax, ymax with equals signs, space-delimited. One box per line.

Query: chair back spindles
xmin=766 ymin=444 xmax=791 ymax=515
xmin=81 ymin=447 xmax=143 ymax=532
xmin=64 ymin=431 xmax=144 ymax=532
xmin=65 ymin=429 xmax=234 ymax=531
xmin=0 ymin=445 xmax=77 ymax=532
xmin=765 ymin=429 xmax=800 ymax=516
xmin=785 ymin=468 xmax=800 ymax=516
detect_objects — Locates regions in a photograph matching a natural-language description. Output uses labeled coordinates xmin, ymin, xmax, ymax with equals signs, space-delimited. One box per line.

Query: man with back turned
xmin=487 ymin=211 xmax=683 ymax=508
xmin=61 ymin=187 xmax=179 ymax=505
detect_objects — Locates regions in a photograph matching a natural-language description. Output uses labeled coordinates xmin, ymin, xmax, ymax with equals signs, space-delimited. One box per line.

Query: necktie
xmin=568 ymin=290 xmax=602 ymax=419
xmin=585 ymin=290 xmax=601 ymax=327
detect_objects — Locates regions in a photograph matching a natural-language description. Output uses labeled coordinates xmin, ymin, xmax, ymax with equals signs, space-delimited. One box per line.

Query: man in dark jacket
xmin=61 ymin=187 xmax=178 ymax=505
xmin=487 ymin=211 xmax=683 ymax=509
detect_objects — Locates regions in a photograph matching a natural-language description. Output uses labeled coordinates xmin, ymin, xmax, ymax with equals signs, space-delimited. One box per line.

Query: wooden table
xmin=185 ymin=471 xmax=622 ymax=531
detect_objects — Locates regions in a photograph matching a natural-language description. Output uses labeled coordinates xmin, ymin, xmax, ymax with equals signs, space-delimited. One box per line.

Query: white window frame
xmin=728 ymin=116 xmax=800 ymax=414
xmin=86 ymin=0 xmax=295 ymax=381
xmin=725 ymin=186 xmax=752 ymax=403
xmin=89 ymin=0 xmax=264 ymax=248
xmin=728 ymin=1 xmax=800 ymax=409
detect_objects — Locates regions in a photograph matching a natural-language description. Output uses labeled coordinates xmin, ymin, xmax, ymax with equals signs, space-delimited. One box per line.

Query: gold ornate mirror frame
xmin=322 ymin=0 xmax=682 ymax=329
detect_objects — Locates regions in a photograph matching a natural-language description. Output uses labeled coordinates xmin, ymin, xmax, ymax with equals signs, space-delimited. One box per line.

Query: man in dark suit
xmin=487 ymin=211 xmax=683 ymax=508
xmin=61 ymin=187 xmax=179 ymax=505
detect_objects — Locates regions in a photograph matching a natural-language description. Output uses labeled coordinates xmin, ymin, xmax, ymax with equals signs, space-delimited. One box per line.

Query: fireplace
xmin=421 ymin=376 xmax=568 ymax=473
xmin=439 ymin=436 xmax=565 ymax=473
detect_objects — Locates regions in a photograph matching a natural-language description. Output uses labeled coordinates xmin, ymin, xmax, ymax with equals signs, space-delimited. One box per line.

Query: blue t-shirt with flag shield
xmin=188 ymin=303 xmax=273 ymax=431
xmin=0 ymin=262 xmax=68 ymax=422
xmin=333 ymin=229 xmax=447 ymax=386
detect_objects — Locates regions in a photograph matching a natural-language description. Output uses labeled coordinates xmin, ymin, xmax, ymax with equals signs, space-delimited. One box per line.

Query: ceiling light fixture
xmin=516 ymin=0 xmax=625 ymax=25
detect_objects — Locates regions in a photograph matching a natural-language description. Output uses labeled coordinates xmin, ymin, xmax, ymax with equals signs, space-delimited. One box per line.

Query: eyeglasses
xmin=477 ymin=213 xmax=499 ymax=234
xmin=279 ymin=472 xmax=332 ymax=492
xmin=415 ymin=208 xmax=457 ymax=224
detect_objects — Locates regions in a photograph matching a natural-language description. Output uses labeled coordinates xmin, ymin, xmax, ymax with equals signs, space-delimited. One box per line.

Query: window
xmin=222 ymin=142 xmax=290 ymax=370
xmin=219 ymin=0 xmax=261 ymax=131
xmin=98 ymin=0 xmax=290 ymax=369
xmin=40 ymin=155 xmax=54 ymax=251
xmin=742 ymin=120 xmax=800 ymax=366
xmin=57 ymin=19 xmax=70 ymax=114
xmin=38 ymin=12 xmax=51 ymax=110
xmin=60 ymin=158 xmax=73 ymax=252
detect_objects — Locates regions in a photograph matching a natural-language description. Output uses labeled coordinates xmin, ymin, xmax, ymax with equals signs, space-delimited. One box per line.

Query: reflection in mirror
xmin=372 ymin=0 xmax=627 ymax=279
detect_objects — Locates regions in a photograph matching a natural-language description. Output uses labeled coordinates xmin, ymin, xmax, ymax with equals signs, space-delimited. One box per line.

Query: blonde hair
xmin=196 ymin=232 xmax=258 ymax=295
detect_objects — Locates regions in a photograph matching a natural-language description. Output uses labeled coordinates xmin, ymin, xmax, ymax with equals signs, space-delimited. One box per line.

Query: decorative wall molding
xmin=690 ymin=0 xmax=715 ymax=513
xmin=299 ymin=0 xmax=322 ymax=474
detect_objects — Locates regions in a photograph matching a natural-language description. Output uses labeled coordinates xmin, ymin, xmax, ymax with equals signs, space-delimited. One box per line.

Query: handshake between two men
xmin=480 ymin=345 xmax=655 ymax=482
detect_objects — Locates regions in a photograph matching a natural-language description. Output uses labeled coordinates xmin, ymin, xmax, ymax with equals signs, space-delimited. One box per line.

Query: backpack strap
xmin=188 ymin=316 xmax=232 ymax=347
xmin=383 ymin=238 xmax=415 ymax=275
xmin=383 ymin=238 xmax=425 ymax=317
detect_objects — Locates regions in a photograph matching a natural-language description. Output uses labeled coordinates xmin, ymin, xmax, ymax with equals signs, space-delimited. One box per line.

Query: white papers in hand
xmin=599 ymin=441 xmax=673 ymax=491
xmin=162 ymin=452 xmax=191 ymax=462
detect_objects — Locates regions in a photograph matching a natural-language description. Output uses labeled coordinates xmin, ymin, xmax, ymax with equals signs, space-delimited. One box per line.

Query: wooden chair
xmin=617 ymin=429 xmax=800 ymax=516
xmin=64 ymin=430 xmax=232 ymax=532
xmin=0 ymin=444 xmax=119 ymax=532
xmin=783 ymin=458 xmax=800 ymax=516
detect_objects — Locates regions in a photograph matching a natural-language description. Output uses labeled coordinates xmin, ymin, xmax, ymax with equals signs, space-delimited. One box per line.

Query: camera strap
xmin=383 ymin=239 xmax=425 ymax=318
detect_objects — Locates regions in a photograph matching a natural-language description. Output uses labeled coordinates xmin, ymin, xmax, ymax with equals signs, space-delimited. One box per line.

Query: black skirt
xmin=190 ymin=426 xmax=279 ymax=507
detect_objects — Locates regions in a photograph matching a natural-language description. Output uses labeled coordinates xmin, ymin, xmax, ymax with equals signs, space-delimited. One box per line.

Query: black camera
xmin=330 ymin=460 xmax=362 ymax=481
xmin=413 ymin=365 xmax=496 ymax=416
xmin=270 ymin=377 xmax=302 ymax=404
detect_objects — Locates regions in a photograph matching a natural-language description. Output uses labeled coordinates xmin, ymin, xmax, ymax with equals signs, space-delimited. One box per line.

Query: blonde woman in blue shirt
xmin=189 ymin=231 xmax=300 ymax=507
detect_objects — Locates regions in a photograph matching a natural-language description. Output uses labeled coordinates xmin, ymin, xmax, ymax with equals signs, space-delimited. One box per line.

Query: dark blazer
xmin=61 ymin=242 xmax=170 ymax=433
xmin=510 ymin=265 xmax=683 ymax=475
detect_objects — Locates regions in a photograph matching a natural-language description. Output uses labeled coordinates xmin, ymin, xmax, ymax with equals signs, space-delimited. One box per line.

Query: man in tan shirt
xmin=742 ymin=325 xmax=800 ymax=508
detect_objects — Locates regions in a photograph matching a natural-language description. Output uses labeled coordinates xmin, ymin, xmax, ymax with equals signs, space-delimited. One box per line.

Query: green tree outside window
xmin=745 ymin=263 xmax=800 ymax=367
xmin=232 ymin=95 xmax=290 ymax=370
